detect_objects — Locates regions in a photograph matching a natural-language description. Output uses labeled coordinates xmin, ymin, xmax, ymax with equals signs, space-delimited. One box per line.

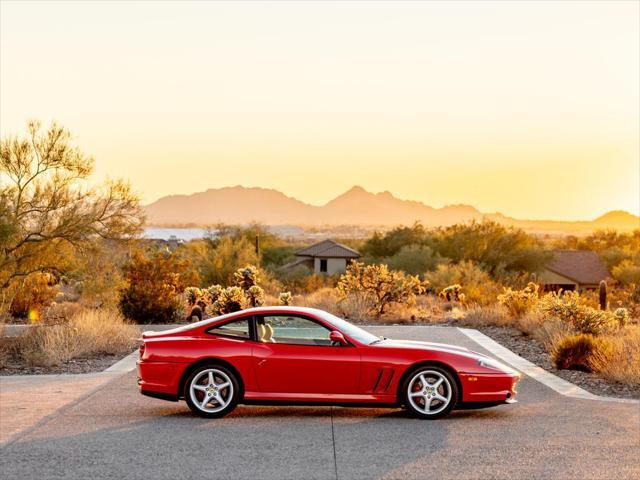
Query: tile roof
xmin=294 ymin=239 xmax=360 ymax=259
xmin=546 ymin=250 xmax=610 ymax=285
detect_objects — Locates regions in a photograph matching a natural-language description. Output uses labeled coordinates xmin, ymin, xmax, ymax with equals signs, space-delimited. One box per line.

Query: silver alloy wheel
xmin=407 ymin=370 xmax=452 ymax=415
xmin=189 ymin=368 xmax=233 ymax=413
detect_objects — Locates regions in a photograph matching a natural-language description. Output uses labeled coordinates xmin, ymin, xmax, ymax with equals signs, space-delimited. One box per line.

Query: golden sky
xmin=1 ymin=1 xmax=638 ymax=220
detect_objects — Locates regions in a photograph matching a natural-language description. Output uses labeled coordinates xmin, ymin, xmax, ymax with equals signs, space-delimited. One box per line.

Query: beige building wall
xmin=314 ymin=257 xmax=348 ymax=275
xmin=539 ymin=269 xmax=578 ymax=288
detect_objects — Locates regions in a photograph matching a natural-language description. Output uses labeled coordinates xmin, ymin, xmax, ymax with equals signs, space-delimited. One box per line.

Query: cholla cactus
xmin=539 ymin=291 xmax=618 ymax=334
xmin=337 ymin=262 xmax=425 ymax=316
xmin=439 ymin=284 xmax=463 ymax=302
xmin=246 ymin=285 xmax=265 ymax=308
xmin=497 ymin=282 xmax=539 ymax=317
xmin=233 ymin=265 xmax=261 ymax=292
xmin=614 ymin=307 xmax=629 ymax=327
xmin=211 ymin=286 xmax=245 ymax=315
xmin=205 ymin=284 xmax=223 ymax=304
xmin=184 ymin=287 xmax=202 ymax=306
xmin=278 ymin=291 xmax=293 ymax=306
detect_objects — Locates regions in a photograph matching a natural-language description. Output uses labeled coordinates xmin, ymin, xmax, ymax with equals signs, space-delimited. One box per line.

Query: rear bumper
xmin=459 ymin=372 xmax=520 ymax=404
xmin=137 ymin=360 xmax=186 ymax=399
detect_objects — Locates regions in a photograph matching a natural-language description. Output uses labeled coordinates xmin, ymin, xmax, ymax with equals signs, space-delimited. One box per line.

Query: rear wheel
xmin=184 ymin=364 xmax=240 ymax=418
xmin=402 ymin=366 xmax=458 ymax=419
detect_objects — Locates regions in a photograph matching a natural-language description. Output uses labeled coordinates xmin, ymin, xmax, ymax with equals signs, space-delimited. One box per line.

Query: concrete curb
xmin=458 ymin=327 xmax=639 ymax=405
xmin=103 ymin=350 xmax=139 ymax=373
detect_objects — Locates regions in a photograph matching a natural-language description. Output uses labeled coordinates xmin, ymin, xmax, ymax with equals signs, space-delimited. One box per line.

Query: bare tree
xmin=0 ymin=120 xmax=144 ymax=291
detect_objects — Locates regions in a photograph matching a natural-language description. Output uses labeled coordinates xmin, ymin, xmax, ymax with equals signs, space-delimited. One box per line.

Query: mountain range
xmin=144 ymin=186 xmax=640 ymax=233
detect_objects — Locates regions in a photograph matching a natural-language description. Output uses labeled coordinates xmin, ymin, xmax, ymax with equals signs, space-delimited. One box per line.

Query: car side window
xmin=207 ymin=318 xmax=250 ymax=339
xmin=258 ymin=315 xmax=332 ymax=346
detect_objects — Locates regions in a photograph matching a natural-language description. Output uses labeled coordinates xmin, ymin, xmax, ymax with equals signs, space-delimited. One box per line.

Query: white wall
xmin=314 ymin=257 xmax=348 ymax=275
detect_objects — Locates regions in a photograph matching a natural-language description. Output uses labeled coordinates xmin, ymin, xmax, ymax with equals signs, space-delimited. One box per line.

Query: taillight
xmin=139 ymin=343 xmax=145 ymax=359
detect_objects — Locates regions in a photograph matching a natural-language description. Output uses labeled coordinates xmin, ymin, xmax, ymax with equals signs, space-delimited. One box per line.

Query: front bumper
xmin=459 ymin=371 xmax=520 ymax=404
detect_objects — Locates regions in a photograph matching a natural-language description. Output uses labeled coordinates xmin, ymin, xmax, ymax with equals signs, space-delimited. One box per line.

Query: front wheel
xmin=184 ymin=364 xmax=240 ymax=418
xmin=402 ymin=366 xmax=458 ymax=419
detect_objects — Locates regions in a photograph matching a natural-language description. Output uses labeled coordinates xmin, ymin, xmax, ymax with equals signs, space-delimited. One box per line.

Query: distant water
xmin=143 ymin=228 xmax=209 ymax=241
xmin=144 ymin=225 xmax=306 ymax=240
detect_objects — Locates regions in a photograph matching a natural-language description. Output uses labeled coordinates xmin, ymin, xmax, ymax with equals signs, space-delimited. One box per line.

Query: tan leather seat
xmin=264 ymin=324 xmax=275 ymax=343
xmin=256 ymin=323 xmax=276 ymax=343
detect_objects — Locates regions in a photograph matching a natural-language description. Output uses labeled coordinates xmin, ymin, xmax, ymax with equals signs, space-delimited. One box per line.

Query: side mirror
xmin=329 ymin=330 xmax=348 ymax=346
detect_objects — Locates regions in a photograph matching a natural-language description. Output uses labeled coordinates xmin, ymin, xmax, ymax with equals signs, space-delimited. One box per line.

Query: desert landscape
xmin=1 ymin=1 xmax=638 ymax=478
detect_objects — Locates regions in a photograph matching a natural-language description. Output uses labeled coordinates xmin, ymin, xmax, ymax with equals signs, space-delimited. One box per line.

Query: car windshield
xmin=317 ymin=311 xmax=380 ymax=345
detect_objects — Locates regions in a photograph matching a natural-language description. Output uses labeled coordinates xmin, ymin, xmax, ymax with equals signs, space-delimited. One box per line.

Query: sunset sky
xmin=1 ymin=1 xmax=638 ymax=220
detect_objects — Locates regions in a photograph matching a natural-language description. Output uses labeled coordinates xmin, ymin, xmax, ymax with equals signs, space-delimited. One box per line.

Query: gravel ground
xmin=0 ymin=350 xmax=136 ymax=376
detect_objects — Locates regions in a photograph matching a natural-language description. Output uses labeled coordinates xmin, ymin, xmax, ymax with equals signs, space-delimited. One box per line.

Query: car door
xmin=251 ymin=314 xmax=361 ymax=394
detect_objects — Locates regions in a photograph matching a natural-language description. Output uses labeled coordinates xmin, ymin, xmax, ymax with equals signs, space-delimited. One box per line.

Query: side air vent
xmin=371 ymin=368 xmax=395 ymax=393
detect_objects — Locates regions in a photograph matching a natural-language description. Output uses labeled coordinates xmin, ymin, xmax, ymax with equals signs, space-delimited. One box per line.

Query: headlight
xmin=477 ymin=357 xmax=513 ymax=372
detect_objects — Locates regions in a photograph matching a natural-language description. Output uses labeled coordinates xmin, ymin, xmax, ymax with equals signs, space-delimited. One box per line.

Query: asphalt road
xmin=1 ymin=326 xmax=639 ymax=480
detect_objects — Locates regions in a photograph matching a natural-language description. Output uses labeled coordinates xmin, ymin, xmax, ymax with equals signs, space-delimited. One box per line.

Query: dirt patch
xmin=0 ymin=349 xmax=136 ymax=375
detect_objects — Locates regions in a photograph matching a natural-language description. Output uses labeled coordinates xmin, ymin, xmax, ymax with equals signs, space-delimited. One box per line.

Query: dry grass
xmin=14 ymin=308 xmax=139 ymax=367
xmin=463 ymin=305 xmax=511 ymax=327
xmin=590 ymin=325 xmax=640 ymax=385
xmin=551 ymin=333 xmax=614 ymax=372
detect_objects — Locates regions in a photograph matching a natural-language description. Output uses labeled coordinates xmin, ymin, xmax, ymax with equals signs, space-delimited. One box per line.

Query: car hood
xmin=375 ymin=339 xmax=485 ymax=358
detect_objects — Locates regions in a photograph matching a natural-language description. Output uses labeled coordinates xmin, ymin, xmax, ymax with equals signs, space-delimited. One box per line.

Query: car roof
xmin=150 ymin=306 xmax=334 ymax=336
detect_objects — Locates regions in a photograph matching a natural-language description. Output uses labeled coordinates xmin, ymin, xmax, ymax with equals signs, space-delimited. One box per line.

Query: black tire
xmin=183 ymin=363 xmax=240 ymax=418
xmin=401 ymin=365 xmax=459 ymax=419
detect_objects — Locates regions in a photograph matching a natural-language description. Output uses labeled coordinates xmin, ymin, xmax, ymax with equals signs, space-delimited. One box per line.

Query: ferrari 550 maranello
xmin=137 ymin=307 xmax=520 ymax=419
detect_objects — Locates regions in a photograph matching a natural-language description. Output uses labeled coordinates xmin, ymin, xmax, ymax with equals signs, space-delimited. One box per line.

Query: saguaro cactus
xmin=599 ymin=280 xmax=607 ymax=311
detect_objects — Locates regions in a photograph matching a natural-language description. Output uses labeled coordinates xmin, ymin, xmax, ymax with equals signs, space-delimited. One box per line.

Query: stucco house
xmin=539 ymin=250 xmax=610 ymax=291
xmin=289 ymin=239 xmax=360 ymax=275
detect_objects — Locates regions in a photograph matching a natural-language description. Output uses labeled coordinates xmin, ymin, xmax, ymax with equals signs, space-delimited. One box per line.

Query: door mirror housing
xmin=329 ymin=330 xmax=348 ymax=346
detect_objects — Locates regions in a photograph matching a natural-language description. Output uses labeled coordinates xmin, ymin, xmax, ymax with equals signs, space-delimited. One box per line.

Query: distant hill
xmin=144 ymin=186 xmax=640 ymax=233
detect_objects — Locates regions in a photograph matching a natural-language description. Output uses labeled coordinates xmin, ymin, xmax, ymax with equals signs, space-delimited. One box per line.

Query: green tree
xmin=0 ymin=121 xmax=143 ymax=298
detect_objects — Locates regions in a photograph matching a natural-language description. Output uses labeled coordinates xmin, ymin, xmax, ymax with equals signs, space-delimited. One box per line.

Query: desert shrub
xmin=278 ymin=292 xmax=293 ymax=306
xmin=590 ymin=325 xmax=640 ymax=385
xmin=73 ymin=239 xmax=129 ymax=308
xmin=463 ymin=305 xmax=510 ymax=327
xmin=498 ymin=282 xmax=539 ymax=318
xmin=9 ymin=273 xmax=58 ymax=320
xmin=182 ymin=236 xmax=258 ymax=287
xmin=211 ymin=286 xmax=245 ymax=315
xmin=612 ymin=260 xmax=640 ymax=286
xmin=14 ymin=309 xmax=138 ymax=367
xmin=336 ymin=262 xmax=425 ymax=316
xmin=526 ymin=315 xmax=571 ymax=348
xmin=381 ymin=244 xmax=445 ymax=276
xmin=276 ymin=265 xmax=337 ymax=294
xmin=538 ymin=291 xmax=618 ymax=334
xmin=118 ymin=249 xmax=193 ymax=323
xmin=551 ymin=333 xmax=614 ymax=372
xmin=439 ymin=284 xmax=464 ymax=303
xmin=424 ymin=261 xmax=500 ymax=305
xmin=41 ymin=301 xmax=84 ymax=324
xmin=361 ymin=221 xmax=548 ymax=276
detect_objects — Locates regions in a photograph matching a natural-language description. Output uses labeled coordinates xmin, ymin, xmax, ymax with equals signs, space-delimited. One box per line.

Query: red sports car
xmin=137 ymin=306 xmax=520 ymax=419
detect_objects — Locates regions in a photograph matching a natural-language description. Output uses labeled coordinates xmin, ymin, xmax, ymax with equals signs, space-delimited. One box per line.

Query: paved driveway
xmin=1 ymin=326 xmax=638 ymax=480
